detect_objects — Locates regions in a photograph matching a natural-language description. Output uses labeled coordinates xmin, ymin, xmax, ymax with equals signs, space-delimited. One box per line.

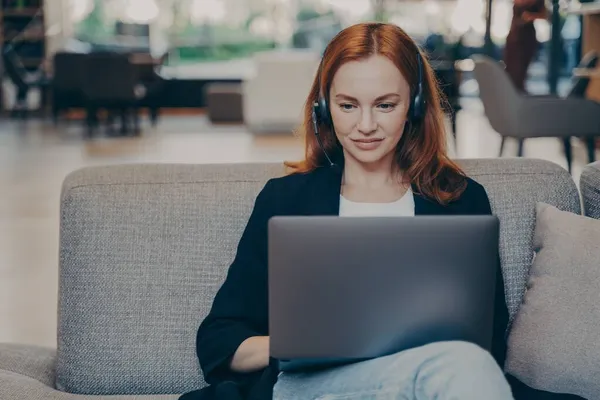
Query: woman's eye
xmin=378 ymin=103 xmax=396 ymax=110
xmin=340 ymin=104 xmax=355 ymax=111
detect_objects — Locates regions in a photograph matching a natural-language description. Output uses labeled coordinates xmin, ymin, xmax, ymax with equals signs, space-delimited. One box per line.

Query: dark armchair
xmin=51 ymin=52 xmax=88 ymax=125
xmin=81 ymin=52 xmax=146 ymax=135
xmin=473 ymin=54 xmax=600 ymax=173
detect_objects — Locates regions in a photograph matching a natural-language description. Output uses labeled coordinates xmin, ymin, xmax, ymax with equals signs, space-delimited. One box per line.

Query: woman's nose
xmin=357 ymin=110 xmax=377 ymax=134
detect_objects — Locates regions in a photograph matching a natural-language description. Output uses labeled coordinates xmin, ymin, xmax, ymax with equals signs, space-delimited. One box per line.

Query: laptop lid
xmin=268 ymin=215 xmax=499 ymax=365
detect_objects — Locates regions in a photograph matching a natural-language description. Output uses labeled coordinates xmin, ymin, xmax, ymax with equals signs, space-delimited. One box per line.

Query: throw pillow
xmin=505 ymin=202 xmax=600 ymax=399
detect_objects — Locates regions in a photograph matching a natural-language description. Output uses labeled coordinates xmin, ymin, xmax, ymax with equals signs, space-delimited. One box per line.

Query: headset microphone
xmin=312 ymin=103 xmax=336 ymax=168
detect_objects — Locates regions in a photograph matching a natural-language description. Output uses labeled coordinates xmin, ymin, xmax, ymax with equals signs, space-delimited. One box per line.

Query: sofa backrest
xmin=55 ymin=159 xmax=580 ymax=396
xmin=581 ymin=161 xmax=600 ymax=219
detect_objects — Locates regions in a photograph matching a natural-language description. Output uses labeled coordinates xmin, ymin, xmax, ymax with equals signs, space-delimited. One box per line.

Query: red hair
xmin=285 ymin=22 xmax=467 ymax=205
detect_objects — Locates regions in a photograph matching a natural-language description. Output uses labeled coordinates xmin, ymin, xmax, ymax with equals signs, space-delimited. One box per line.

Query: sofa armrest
xmin=581 ymin=161 xmax=600 ymax=220
xmin=0 ymin=343 xmax=179 ymax=399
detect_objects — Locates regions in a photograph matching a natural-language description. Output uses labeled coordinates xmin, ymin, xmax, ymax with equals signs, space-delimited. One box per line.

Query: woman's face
xmin=329 ymin=54 xmax=411 ymax=169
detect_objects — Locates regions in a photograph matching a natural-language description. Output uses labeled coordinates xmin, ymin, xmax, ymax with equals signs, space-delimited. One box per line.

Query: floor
xmin=0 ymin=98 xmax=596 ymax=350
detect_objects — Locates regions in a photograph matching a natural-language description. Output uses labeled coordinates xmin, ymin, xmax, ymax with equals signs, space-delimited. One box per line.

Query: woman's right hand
xmin=230 ymin=336 xmax=271 ymax=373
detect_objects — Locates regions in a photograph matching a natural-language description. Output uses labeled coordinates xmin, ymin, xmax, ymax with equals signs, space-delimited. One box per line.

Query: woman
xmin=503 ymin=0 xmax=548 ymax=92
xmin=181 ymin=22 xmax=553 ymax=400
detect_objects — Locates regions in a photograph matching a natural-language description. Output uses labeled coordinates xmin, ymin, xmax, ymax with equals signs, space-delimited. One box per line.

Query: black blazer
xmin=180 ymin=165 xmax=583 ymax=400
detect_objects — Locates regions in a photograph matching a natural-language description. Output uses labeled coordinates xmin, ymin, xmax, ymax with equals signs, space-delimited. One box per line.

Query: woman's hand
xmin=230 ymin=336 xmax=271 ymax=373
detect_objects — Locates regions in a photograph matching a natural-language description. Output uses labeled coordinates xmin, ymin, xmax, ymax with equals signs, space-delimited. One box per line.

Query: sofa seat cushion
xmin=506 ymin=202 xmax=600 ymax=399
xmin=0 ymin=343 xmax=56 ymax=387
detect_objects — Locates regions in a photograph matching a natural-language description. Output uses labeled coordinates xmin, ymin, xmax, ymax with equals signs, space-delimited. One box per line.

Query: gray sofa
xmin=581 ymin=160 xmax=600 ymax=220
xmin=1 ymin=158 xmax=599 ymax=399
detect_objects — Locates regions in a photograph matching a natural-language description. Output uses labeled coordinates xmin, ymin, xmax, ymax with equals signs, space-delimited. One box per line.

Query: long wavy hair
xmin=285 ymin=22 xmax=467 ymax=205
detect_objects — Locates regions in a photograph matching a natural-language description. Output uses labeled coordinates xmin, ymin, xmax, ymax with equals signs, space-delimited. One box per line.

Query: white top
xmin=339 ymin=187 xmax=415 ymax=217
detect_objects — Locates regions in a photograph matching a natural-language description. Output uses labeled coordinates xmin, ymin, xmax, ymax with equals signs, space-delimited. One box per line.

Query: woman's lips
xmin=351 ymin=137 xmax=384 ymax=150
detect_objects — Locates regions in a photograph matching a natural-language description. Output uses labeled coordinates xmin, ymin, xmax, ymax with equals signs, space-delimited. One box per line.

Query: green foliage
xmin=296 ymin=8 xmax=321 ymax=22
xmin=74 ymin=0 xmax=114 ymax=41
xmin=177 ymin=39 xmax=276 ymax=61
xmin=72 ymin=1 xmax=347 ymax=63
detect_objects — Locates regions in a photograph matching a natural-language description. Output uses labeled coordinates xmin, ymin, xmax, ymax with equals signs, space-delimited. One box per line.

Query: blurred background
xmin=50 ymin=0 xmax=581 ymax=75
xmin=0 ymin=0 xmax=595 ymax=112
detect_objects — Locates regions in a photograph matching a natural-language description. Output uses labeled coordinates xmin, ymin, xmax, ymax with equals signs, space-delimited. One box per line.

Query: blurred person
xmin=180 ymin=22 xmax=570 ymax=400
xmin=503 ymin=0 xmax=548 ymax=92
xmin=562 ymin=14 xmax=581 ymax=72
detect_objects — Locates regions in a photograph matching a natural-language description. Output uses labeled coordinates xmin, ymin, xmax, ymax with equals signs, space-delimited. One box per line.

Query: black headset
xmin=311 ymin=52 xmax=426 ymax=168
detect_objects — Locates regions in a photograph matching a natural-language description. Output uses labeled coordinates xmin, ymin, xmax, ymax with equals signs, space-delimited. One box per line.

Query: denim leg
xmin=413 ymin=341 xmax=513 ymax=400
xmin=273 ymin=341 xmax=514 ymax=400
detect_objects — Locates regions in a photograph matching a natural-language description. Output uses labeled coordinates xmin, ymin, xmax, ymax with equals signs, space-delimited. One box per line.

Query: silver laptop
xmin=268 ymin=215 xmax=499 ymax=372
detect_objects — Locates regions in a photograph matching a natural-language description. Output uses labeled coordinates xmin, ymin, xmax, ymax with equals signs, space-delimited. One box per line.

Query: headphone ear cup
xmin=413 ymin=92 xmax=425 ymax=121
xmin=408 ymin=97 xmax=416 ymax=121
xmin=410 ymin=52 xmax=426 ymax=122
xmin=317 ymin=96 xmax=331 ymax=127
xmin=409 ymin=84 xmax=427 ymax=122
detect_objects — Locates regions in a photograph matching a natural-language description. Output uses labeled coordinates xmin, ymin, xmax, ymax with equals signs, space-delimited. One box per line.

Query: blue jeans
xmin=273 ymin=341 xmax=514 ymax=400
